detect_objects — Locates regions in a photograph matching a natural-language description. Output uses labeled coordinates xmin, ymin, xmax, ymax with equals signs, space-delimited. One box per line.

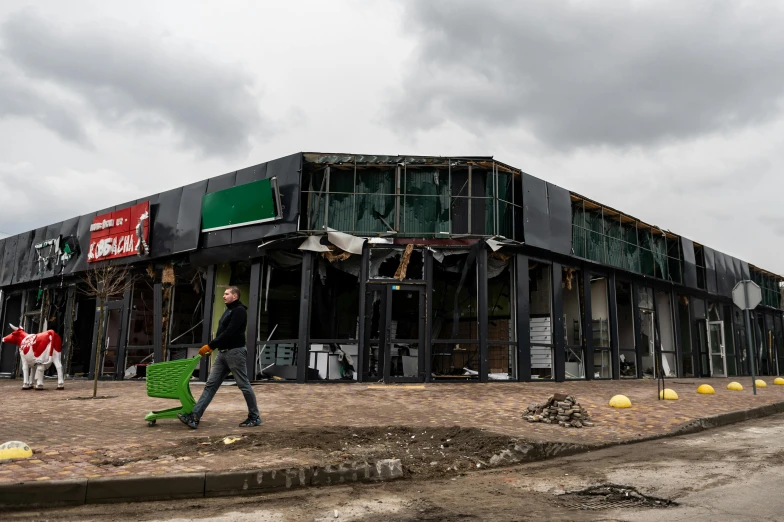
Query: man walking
xmin=178 ymin=286 xmax=262 ymax=429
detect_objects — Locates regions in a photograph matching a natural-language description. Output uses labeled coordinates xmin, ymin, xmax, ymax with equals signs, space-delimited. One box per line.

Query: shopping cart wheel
xmin=147 ymin=420 xmax=156 ymax=427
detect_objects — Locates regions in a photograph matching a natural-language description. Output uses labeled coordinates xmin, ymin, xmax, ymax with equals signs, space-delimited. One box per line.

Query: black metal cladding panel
xmin=741 ymin=260 xmax=750 ymax=280
xmin=715 ymin=251 xmax=730 ymax=297
xmin=232 ymin=153 xmax=302 ymax=244
xmin=11 ymin=230 xmax=34 ymax=284
xmin=704 ymin=247 xmax=718 ymax=295
xmin=201 ymin=171 xmax=237 ymax=249
xmin=546 ymin=182 xmax=572 ymax=256
xmin=235 ymin=161 xmax=268 ymax=186
xmin=25 ymin=227 xmax=49 ymax=282
xmin=33 ymin=222 xmax=64 ymax=281
xmin=681 ymin=237 xmax=698 ymax=289
xmin=0 ymin=236 xmax=17 ymax=286
xmin=0 ymin=239 xmax=6 ymax=286
xmin=150 ymin=187 xmax=184 ymax=257
xmin=733 ymin=257 xmax=744 ymax=284
xmin=522 ymin=173 xmax=550 ymax=250
xmin=172 ymin=180 xmax=208 ymax=254
xmin=64 ymin=213 xmax=97 ymax=275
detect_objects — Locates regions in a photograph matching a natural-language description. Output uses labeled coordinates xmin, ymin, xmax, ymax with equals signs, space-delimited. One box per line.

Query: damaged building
xmin=0 ymin=152 xmax=782 ymax=384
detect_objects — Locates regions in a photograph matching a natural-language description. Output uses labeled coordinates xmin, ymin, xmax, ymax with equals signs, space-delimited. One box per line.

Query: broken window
xmin=370 ymin=247 xmax=424 ymax=281
xmin=529 ymin=261 xmax=553 ymax=380
xmin=167 ymin=267 xmax=206 ymax=360
xmin=308 ymin=253 xmax=361 ymax=380
xmin=125 ymin=280 xmax=155 ymax=374
xmin=488 ymin=254 xmax=516 ymax=381
xmin=431 ymin=252 xmax=479 ymax=380
xmin=656 ymin=290 xmax=677 ymax=377
xmin=723 ymin=304 xmax=737 ymax=377
xmin=616 ymin=281 xmax=636 ymax=378
xmin=255 ymin=252 xmax=302 ymax=381
xmin=401 ymin=167 xmax=450 ymax=237
xmin=694 ymin=246 xmax=706 ymax=290
xmin=590 ymin=275 xmax=612 ymax=378
xmin=562 ymin=266 xmax=585 ymax=380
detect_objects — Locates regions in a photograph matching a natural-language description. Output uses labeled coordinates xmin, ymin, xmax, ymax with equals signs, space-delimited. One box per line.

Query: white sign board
xmin=732 ymin=280 xmax=762 ymax=310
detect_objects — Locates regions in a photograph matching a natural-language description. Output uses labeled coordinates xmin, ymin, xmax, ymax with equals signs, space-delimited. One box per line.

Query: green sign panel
xmin=201 ymin=177 xmax=281 ymax=232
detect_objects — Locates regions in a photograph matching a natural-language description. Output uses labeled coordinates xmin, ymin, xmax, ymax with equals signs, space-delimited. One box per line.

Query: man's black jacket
xmin=208 ymin=300 xmax=247 ymax=350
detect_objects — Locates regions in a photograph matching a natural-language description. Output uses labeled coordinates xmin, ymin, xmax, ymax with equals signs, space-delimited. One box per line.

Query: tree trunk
xmin=93 ymin=306 xmax=105 ymax=398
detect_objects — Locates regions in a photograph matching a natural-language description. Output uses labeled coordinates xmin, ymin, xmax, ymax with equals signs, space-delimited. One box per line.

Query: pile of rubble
xmin=523 ymin=393 xmax=594 ymax=428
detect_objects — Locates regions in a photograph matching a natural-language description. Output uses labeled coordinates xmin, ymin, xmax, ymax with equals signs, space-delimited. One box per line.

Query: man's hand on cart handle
xmin=198 ymin=345 xmax=213 ymax=357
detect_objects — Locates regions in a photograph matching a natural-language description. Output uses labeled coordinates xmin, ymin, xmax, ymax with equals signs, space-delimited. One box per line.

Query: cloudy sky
xmin=1 ymin=0 xmax=784 ymax=272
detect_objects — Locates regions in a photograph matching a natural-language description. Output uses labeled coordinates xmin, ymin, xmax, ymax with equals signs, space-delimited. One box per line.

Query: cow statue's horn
xmin=8 ymin=324 xmax=17 ymax=330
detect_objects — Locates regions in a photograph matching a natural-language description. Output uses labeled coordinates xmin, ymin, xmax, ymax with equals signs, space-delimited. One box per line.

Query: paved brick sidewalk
xmin=0 ymin=376 xmax=782 ymax=484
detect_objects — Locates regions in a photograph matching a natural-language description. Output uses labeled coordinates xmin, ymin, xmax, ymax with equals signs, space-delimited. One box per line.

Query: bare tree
xmin=80 ymin=263 xmax=136 ymax=398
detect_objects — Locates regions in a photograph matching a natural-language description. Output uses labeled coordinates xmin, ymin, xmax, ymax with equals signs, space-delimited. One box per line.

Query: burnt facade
xmin=0 ymin=152 xmax=782 ymax=383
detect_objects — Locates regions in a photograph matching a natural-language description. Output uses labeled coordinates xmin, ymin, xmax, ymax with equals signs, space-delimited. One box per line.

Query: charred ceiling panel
xmin=522 ymin=173 xmax=549 ymax=250
xmin=704 ymin=247 xmax=718 ymax=295
xmin=150 ymin=187 xmax=184 ymax=257
xmin=681 ymin=237 xmax=697 ymax=289
xmin=201 ymin=171 xmax=237 ymax=249
xmin=546 ymin=182 xmax=572 ymax=256
xmin=231 ymin=153 xmax=301 ymax=245
xmin=64 ymin=213 xmax=97 ymax=275
xmin=172 ymin=180 xmax=208 ymax=254
xmin=11 ymin=230 xmax=35 ymax=285
xmin=0 ymin=236 xmax=17 ymax=286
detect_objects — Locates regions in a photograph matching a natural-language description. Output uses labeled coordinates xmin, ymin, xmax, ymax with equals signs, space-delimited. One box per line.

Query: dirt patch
xmin=104 ymin=426 xmax=527 ymax=479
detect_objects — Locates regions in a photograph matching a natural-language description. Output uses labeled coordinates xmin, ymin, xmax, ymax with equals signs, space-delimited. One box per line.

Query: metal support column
xmin=608 ymin=272 xmax=620 ymax=380
xmin=671 ymin=290 xmax=683 ymax=377
xmin=552 ymin=263 xmax=565 ymax=382
xmin=357 ymin=244 xmax=369 ymax=383
xmin=153 ymin=282 xmax=163 ymax=363
xmin=515 ymin=254 xmax=531 ymax=381
xmin=631 ymin=282 xmax=643 ymax=379
xmin=478 ymin=246 xmax=489 ymax=382
xmin=583 ymin=269 xmax=594 ymax=380
xmin=424 ymin=249 xmax=434 ymax=383
xmin=199 ymin=265 xmax=216 ymax=381
xmin=297 ymin=251 xmax=314 ymax=383
xmin=115 ymin=287 xmax=132 ymax=380
xmin=62 ymin=286 xmax=76 ymax=375
xmin=246 ymin=261 xmax=262 ymax=380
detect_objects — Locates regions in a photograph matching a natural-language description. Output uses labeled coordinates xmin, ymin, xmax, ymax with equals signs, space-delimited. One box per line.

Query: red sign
xmin=87 ymin=202 xmax=150 ymax=262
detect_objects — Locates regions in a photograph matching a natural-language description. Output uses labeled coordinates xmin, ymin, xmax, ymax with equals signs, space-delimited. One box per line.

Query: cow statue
xmin=2 ymin=325 xmax=64 ymax=390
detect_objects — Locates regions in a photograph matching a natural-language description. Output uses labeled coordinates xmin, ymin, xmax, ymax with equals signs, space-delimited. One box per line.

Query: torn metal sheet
xmin=298 ymin=235 xmax=331 ymax=252
xmin=327 ymin=228 xmax=365 ymax=255
xmin=485 ymin=238 xmax=503 ymax=252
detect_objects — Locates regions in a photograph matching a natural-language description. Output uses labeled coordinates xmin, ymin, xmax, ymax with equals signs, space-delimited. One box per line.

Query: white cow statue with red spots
xmin=2 ymin=324 xmax=64 ymax=390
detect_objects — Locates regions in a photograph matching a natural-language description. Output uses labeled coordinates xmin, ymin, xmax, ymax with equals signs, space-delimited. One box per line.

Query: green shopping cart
xmin=144 ymin=355 xmax=202 ymax=426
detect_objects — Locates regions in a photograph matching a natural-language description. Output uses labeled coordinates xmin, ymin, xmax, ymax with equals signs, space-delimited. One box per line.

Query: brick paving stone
xmin=0 ymin=377 xmax=783 ymax=483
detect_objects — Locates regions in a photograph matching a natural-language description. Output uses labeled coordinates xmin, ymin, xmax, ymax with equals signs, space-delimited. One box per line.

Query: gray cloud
xmin=1 ymin=10 xmax=266 ymax=157
xmin=388 ymin=1 xmax=784 ymax=150
xmin=0 ymin=67 xmax=91 ymax=146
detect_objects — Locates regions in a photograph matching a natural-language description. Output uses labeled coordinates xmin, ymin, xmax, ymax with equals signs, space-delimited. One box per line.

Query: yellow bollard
xmin=658 ymin=388 xmax=679 ymax=400
xmin=696 ymin=384 xmax=715 ymax=394
xmin=774 ymin=377 xmax=784 ymax=385
xmin=727 ymin=382 xmax=744 ymax=391
xmin=0 ymin=441 xmax=33 ymax=460
xmin=609 ymin=394 xmax=632 ymax=408
xmin=755 ymin=379 xmax=767 ymax=388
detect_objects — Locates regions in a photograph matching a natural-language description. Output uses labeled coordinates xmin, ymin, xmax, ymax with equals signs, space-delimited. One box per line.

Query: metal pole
xmin=744 ymin=282 xmax=757 ymax=395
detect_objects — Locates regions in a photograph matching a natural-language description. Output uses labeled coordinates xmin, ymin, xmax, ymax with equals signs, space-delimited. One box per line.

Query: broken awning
xmin=297 ymin=229 xmax=367 ymax=255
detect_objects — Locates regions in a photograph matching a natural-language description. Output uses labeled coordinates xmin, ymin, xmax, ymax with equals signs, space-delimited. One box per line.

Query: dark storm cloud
xmin=388 ymin=1 xmax=784 ymax=149
xmin=1 ymin=10 xmax=265 ymax=157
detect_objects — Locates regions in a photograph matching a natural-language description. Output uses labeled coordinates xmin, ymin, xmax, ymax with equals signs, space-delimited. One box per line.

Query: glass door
xmin=708 ymin=321 xmax=727 ymax=377
xmin=100 ymin=306 xmax=124 ymax=378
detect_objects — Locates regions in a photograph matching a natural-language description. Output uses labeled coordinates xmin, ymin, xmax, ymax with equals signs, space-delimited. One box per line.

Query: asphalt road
xmin=7 ymin=413 xmax=784 ymax=521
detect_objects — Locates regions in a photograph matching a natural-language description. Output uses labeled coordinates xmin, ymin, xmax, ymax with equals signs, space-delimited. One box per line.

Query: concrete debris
xmin=523 ymin=395 xmax=594 ymax=428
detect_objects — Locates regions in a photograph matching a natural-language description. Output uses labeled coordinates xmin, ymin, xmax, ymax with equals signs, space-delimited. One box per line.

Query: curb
xmin=2 ymin=402 xmax=783 ymax=508
xmin=0 ymin=459 xmax=403 ymax=509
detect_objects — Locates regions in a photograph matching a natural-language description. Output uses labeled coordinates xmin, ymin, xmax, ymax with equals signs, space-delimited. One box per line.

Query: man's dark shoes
xmin=177 ymin=412 xmax=199 ymax=429
xmin=239 ymin=415 xmax=263 ymax=427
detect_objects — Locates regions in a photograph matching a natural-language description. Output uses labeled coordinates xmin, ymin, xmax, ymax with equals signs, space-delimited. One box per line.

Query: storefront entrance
xmin=364 ymin=283 xmax=425 ymax=383
xmin=708 ymin=321 xmax=727 ymax=377
xmin=99 ymin=303 xmax=125 ymax=379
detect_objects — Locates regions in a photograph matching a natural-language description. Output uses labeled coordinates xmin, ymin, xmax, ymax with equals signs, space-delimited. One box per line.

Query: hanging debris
xmin=394 ymin=244 xmax=415 ymax=280
xmin=162 ymin=263 xmax=176 ymax=286
xmin=322 ymin=247 xmax=351 ymax=263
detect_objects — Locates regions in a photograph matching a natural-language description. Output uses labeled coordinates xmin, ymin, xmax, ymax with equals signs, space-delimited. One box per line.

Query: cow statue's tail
xmin=50 ymin=331 xmax=62 ymax=356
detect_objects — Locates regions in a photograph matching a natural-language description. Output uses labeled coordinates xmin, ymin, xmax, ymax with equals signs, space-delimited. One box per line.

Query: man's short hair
xmin=227 ymin=286 xmax=241 ymax=299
